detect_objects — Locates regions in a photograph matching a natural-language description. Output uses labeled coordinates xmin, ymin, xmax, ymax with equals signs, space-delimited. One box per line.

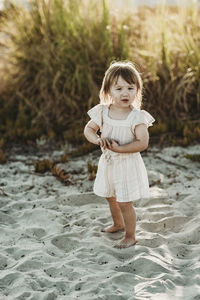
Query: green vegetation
xmin=0 ymin=0 xmax=199 ymax=152
xmin=184 ymin=154 xmax=200 ymax=162
xmin=0 ymin=149 xmax=6 ymax=164
xmin=87 ymin=162 xmax=98 ymax=180
xmin=34 ymin=159 xmax=53 ymax=173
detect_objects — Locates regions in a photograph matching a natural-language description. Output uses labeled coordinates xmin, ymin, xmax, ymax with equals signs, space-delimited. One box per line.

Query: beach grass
xmin=0 ymin=0 xmax=199 ymax=148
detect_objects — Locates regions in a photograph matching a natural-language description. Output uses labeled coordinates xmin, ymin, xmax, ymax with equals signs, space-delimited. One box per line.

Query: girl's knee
xmin=118 ymin=201 xmax=133 ymax=211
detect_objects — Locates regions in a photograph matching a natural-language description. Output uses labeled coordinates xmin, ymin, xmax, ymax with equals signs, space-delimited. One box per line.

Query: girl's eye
xmin=116 ymin=88 xmax=121 ymax=90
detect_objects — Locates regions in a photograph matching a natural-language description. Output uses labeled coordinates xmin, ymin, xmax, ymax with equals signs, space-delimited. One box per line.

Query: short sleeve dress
xmin=87 ymin=104 xmax=155 ymax=202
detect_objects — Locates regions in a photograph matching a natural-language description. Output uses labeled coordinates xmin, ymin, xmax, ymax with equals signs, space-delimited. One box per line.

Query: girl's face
xmin=109 ymin=76 xmax=137 ymax=108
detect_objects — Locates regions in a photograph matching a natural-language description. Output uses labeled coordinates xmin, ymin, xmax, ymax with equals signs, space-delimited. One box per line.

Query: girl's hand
xmin=108 ymin=139 xmax=121 ymax=152
xmin=97 ymin=137 xmax=111 ymax=150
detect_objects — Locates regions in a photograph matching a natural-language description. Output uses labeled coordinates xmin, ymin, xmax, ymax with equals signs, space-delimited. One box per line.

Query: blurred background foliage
xmin=0 ymin=0 xmax=199 ymax=151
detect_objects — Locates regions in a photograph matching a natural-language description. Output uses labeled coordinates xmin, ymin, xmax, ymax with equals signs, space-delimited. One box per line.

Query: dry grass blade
xmin=33 ymin=157 xmax=73 ymax=185
xmin=51 ymin=164 xmax=72 ymax=185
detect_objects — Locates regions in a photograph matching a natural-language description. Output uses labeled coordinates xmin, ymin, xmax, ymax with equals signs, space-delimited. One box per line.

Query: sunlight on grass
xmin=0 ymin=0 xmax=199 ymax=146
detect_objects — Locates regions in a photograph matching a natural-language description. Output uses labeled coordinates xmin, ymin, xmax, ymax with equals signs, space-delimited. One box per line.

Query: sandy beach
xmin=0 ymin=143 xmax=200 ymax=300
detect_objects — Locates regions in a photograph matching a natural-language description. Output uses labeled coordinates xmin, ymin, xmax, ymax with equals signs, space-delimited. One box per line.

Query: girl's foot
xmin=114 ymin=238 xmax=138 ymax=248
xmin=101 ymin=225 xmax=125 ymax=233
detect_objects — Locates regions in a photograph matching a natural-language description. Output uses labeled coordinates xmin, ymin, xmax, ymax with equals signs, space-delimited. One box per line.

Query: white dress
xmin=87 ymin=104 xmax=155 ymax=202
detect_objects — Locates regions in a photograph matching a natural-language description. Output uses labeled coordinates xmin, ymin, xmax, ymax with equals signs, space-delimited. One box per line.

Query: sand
xmin=0 ymin=143 xmax=200 ymax=300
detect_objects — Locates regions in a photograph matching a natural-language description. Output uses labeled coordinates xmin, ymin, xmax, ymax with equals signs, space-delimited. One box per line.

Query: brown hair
xmin=99 ymin=61 xmax=143 ymax=109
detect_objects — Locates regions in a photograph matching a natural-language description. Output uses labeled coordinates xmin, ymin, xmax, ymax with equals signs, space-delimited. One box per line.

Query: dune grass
xmin=0 ymin=0 xmax=199 ymax=150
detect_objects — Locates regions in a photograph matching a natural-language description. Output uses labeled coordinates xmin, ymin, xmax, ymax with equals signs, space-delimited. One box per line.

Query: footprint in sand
xmin=51 ymin=235 xmax=79 ymax=252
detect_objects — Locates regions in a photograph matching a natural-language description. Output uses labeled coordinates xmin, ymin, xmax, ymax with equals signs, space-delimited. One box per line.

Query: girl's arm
xmin=108 ymin=124 xmax=149 ymax=153
xmin=84 ymin=120 xmax=108 ymax=149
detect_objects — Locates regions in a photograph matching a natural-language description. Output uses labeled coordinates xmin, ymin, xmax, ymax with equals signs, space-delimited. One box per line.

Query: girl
xmin=84 ymin=61 xmax=155 ymax=249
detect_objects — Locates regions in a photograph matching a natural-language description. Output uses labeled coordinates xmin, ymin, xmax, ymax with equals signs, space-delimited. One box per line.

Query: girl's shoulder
xmin=87 ymin=104 xmax=108 ymax=127
xmin=131 ymin=108 xmax=155 ymax=128
xmin=87 ymin=103 xmax=107 ymax=115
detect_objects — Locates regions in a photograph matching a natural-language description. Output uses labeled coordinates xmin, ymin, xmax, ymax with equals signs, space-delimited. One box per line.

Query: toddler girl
xmin=84 ymin=61 xmax=155 ymax=249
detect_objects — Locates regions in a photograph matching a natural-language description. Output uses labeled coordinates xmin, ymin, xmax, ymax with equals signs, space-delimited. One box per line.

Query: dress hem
xmin=93 ymin=190 xmax=150 ymax=203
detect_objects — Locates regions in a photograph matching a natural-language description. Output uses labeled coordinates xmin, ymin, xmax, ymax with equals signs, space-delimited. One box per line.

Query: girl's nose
xmin=122 ymin=90 xmax=128 ymax=96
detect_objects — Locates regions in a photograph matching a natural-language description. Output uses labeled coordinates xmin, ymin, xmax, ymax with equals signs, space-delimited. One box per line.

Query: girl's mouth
xmin=121 ymin=99 xmax=129 ymax=103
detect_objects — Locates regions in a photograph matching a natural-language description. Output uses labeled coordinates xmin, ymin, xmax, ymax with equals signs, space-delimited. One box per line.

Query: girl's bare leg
xmin=114 ymin=202 xmax=137 ymax=248
xmin=101 ymin=196 xmax=125 ymax=233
